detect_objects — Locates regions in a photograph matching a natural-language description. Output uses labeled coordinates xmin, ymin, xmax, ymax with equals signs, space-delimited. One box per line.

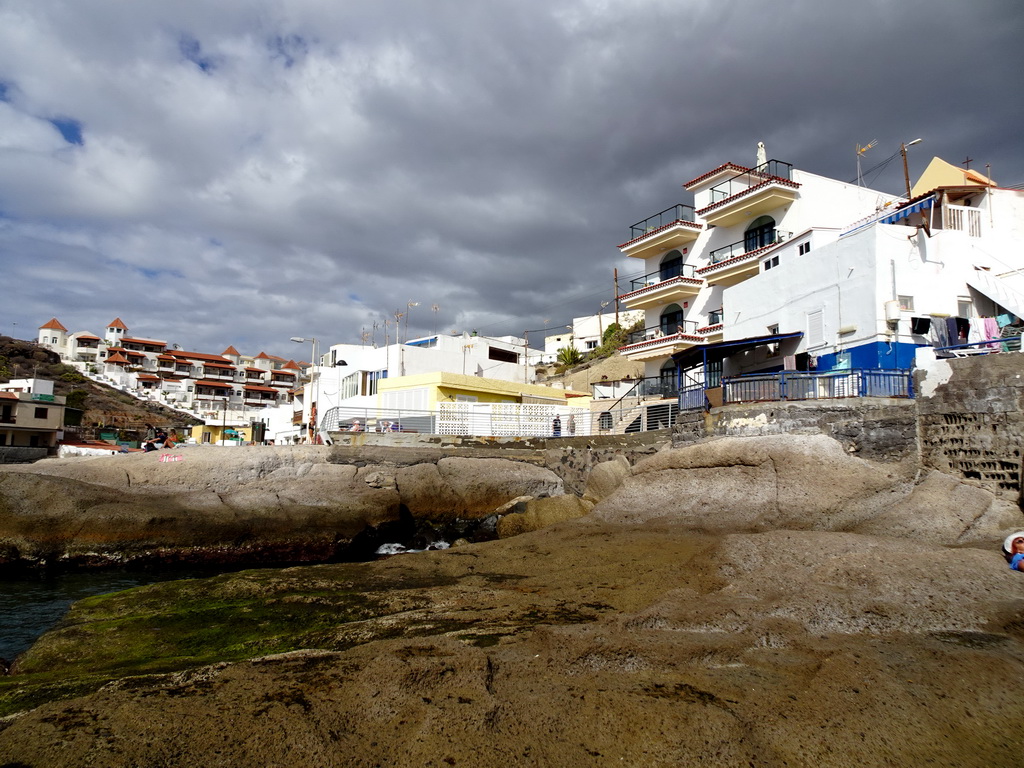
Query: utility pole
xmin=901 ymin=138 xmax=922 ymax=199
xmin=613 ymin=269 xmax=620 ymax=326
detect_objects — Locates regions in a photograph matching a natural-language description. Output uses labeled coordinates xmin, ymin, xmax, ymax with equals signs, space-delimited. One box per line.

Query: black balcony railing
xmin=627 ymin=204 xmax=696 ymax=241
xmin=708 ymin=230 xmax=792 ymax=264
xmin=704 ymin=310 xmax=723 ymax=327
xmin=625 ymin=320 xmax=700 ymax=346
xmin=708 ymin=159 xmax=793 ymax=205
xmin=628 ymin=263 xmax=699 ymax=292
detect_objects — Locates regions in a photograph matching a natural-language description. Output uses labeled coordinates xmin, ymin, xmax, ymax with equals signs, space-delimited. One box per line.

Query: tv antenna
xmin=856 ymin=140 xmax=877 ymax=186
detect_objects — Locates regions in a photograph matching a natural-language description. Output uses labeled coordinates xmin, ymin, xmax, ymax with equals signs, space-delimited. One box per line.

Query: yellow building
xmin=377 ymin=371 xmax=591 ymax=410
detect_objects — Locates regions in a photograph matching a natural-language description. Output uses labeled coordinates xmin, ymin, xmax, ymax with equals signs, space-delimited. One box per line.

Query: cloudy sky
xmin=2 ymin=0 xmax=1022 ymax=359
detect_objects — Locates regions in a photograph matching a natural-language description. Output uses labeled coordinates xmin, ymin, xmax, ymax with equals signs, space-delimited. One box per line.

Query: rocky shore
xmin=1 ymin=435 xmax=1023 ymax=766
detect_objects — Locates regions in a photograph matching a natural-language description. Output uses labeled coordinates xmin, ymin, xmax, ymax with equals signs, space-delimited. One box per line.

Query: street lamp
xmin=901 ymin=138 xmax=922 ymax=200
xmin=290 ymin=336 xmax=318 ymax=443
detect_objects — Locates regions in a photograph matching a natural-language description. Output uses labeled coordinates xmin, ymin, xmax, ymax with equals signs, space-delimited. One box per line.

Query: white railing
xmin=945 ymin=204 xmax=982 ymax=237
xmin=320 ymin=403 xmax=592 ymax=437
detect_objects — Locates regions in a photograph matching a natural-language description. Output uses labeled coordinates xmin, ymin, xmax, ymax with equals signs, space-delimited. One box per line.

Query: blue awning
xmin=880 ymin=196 xmax=934 ymax=225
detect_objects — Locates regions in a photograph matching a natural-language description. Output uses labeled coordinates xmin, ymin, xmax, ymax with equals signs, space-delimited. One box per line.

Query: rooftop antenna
xmin=856 ymin=140 xmax=877 ymax=186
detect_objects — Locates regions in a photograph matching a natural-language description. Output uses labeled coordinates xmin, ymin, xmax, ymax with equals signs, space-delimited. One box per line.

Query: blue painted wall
xmin=815 ymin=341 xmax=920 ymax=371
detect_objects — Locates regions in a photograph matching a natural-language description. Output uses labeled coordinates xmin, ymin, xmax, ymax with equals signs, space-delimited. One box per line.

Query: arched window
xmin=659 ymin=250 xmax=683 ymax=281
xmin=744 ymin=216 xmax=776 ymax=252
xmin=660 ymin=304 xmax=684 ymax=335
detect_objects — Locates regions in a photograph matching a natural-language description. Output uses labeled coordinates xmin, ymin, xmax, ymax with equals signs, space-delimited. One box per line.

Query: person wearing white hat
xmin=349 ymin=420 xmax=363 ymax=432
xmin=1002 ymin=531 xmax=1024 ymax=571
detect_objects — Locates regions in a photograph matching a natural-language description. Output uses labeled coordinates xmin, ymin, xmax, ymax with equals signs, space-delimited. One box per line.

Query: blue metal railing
xmin=722 ymin=369 xmax=913 ymax=404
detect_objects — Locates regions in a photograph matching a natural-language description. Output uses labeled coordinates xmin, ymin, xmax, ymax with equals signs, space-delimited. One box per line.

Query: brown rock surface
xmin=0 ymin=521 xmax=1022 ymax=766
xmin=496 ymin=494 xmax=594 ymax=537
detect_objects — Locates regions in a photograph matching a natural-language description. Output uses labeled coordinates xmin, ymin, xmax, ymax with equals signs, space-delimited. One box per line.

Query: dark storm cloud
xmin=0 ymin=0 xmax=1021 ymax=357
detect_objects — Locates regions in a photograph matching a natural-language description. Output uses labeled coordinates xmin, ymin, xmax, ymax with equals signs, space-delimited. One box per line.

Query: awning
xmin=880 ymin=196 xmax=934 ymax=225
xmin=195 ymin=380 xmax=233 ymax=389
xmin=672 ymin=331 xmax=804 ymax=369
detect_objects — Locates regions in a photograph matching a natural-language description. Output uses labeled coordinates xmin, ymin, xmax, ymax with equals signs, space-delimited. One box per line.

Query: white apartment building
xmin=612 ymin=147 xmax=1024 ymax=421
xmin=36 ymin=317 xmax=299 ymax=425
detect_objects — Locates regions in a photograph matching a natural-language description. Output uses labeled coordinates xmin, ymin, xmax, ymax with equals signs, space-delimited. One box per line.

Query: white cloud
xmin=0 ymin=0 xmax=1021 ymax=356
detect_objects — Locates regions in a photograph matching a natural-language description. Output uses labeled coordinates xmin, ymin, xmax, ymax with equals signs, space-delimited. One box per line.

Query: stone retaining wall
xmin=0 ymin=447 xmax=49 ymax=464
xmin=915 ymin=354 xmax=1024 ymax=500
xmin=672 ymin=399 xmax=917 ymax=463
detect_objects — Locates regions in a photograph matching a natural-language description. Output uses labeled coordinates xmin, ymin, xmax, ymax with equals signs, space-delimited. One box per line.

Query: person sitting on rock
xmin=1003 ymin=532 xmax=1024 ymax=571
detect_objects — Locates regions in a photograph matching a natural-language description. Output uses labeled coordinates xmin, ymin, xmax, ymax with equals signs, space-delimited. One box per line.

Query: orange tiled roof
xmin=39 ymin=317 xmax=69 ymax=331
xmin=168 ymin=350 xmax=232 ymax=363
xmin=106 ymin=352 xmax=130 ymax=364
xmin=222 ymin=345 xmax=241 ymax=356
xmin=106 ymin=317 xmax=129 ymax=330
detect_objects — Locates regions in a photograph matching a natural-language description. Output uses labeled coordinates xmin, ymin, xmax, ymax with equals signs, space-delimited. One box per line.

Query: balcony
xmin=619 ymin=264 xmax=704 ymax=310
xmin=696 ymin=160 xmax=799 ymax=228
xmin=696 ymin=231 xmax=792 ymax=287
xmin=618 ymin=204 xmax=702 ymax=260
xmin=696 ymin=311 xmax=724 ymax=341
xmin=619 ymin=321 xmax=704 ymax=361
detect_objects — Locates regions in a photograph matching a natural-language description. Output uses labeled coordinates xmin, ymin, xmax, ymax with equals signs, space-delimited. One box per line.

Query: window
xmin=763 ymin=255 xmax=779 ymax=271
xmin=585 ymin=340 xmax=598 ymax=350
xmin=898 ymin=295 xmax=914 ymax=311
xmin=34 ymin=407 xmax=48 ymax=419
xmin=745 ymin=216 xmax=776 ymax=252
xmin=488 ymin=346 xmax=518 ymax=364
xmin=957 ymin=298 xmax=973 ymax=318
xmin=798 ymin=242 xmax=811 ymax=255
xmin=659 ymin=250 xmax=683 ymax=281
xmin=660 ymin=304 xmax=685 ymax=335
xmin=706 ymin=360 xmax=723 ymax=388
xmin=807 ymin=309 xmax=824 ymax=346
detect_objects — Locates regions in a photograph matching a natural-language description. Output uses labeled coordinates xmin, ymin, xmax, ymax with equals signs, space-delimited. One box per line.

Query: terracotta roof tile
xmin=39 ymin=318 xmax=69 ymax=331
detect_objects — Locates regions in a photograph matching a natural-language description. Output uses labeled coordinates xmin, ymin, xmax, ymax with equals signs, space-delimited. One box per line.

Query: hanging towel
xmin=946 ymin=318 xmax=960 ymax=345
xmin=968 ymin=318 xmax=985 ymax=346
xmin=930 ymin=319 xmax=949 ymax=348
xmin=910 ymin=317 xmax=931 ymax=335
xmin=984 ymin=317 xmax=1001 ymax=348
xmin=997 ymin=313 xmax=1014 ymax=328
xmin=954 ymin=317 xmax=970 ymax=342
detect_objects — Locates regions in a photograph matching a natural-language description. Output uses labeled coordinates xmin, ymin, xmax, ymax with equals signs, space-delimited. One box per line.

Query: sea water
xmin=0 ymin=568 xmax=229 ymax=664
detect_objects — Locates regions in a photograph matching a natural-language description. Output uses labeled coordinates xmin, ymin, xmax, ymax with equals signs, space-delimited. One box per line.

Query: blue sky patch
xmin=50 ymin=117 xmax=84 ymax=145
xmin=179 ymin=34 xmax=217 ymax=73
xmin=137 ymin=266 xmax=185 ymax=281
xmin=268 ymin=34 xmax=309 ymax=68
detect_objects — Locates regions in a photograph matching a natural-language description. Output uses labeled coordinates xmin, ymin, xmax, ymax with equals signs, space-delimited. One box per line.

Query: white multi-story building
xmin=612 ymin=147 xmax=1024 ymax=423
xmin=36 ymin=317 xmax=299 ymax=425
